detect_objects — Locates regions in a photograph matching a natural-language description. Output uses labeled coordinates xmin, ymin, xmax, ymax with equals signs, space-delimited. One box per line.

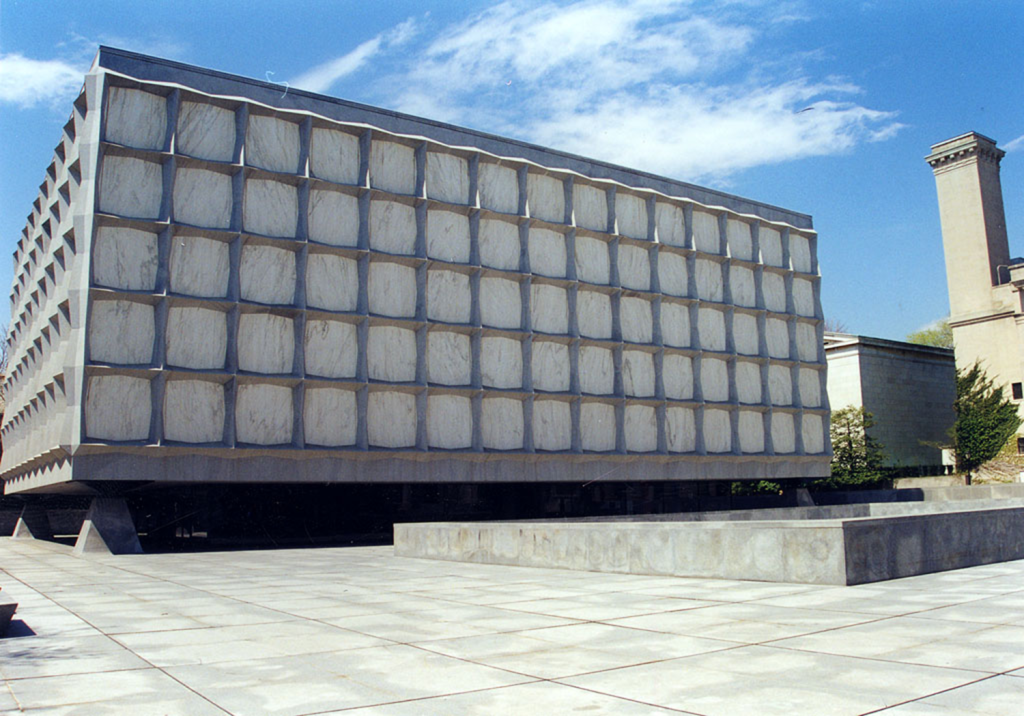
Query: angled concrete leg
xmin=73 ymin=497 xmax=143 ymax=556
xmin=12 ymin=505 xmax=53 ymax=540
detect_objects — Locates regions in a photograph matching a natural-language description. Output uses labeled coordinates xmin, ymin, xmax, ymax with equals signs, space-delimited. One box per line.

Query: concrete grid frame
xmin=1 ymin=47 xmax=831 ymax=496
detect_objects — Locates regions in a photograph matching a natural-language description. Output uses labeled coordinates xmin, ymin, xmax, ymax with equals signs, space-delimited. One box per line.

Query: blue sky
xmin=2 ymin=0 xmax=1022 ymax=339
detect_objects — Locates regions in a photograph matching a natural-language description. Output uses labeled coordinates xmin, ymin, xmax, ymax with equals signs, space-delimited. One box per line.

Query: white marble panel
xmin=618 ymin=244 xmax=651 ymax=290
xmin=532 ymin=400 xmax=571 ymax=451
xmin=666 ymin=406 xmax=696 ymax=452
xmin=427 ymin=395 xmax=473 ymax=449
xmin=576 ymin=291 xmax=612 ymax=339
xmin=310 ymin=128 xmax=359 ymax=184
xmin=657 ymin=251 xmax=688 ymax=297
xmin=771 ymin=412 xmax=796 ymax=453
xmin=427 ymin=210 xmax=470 ymax=262
xmin=367 ymin=326 xmax=417 ymax=382
xmin=655 ymin=203 xmax=685 ymax=247
xmin=482 ymin=397 xmax=523 ymax=450
xmin=766 ymin=318 xmax=790 ymax=359
xmin=367 ymin=391 xmax=417 ymax=448
xmin=368 ymin=262 xmax=416 ymax=318
xmin=574 ymin=235 xmax=610 ymax=284
xmin=85 ymin=375 xmax=151 ymax=441
xmin=739 ymin=411 xmax=764 ymax=453
xmin=736 ymin=361 xmax=762 ymax=404
xmin=481 ymin=336 xmax=522 ymax=389
xmin=660 ymin=302 xmax=691 ymax=348
xmin=426 ymin=152 xmax=469 ymax=204
xmin=530 ymin=284 xmax=568 ymax=334
xmin=527 ymin=174 xmax=564 ymax=223
xmin=528 ymin=227 xmax=566 ymax=277
xmin=730 ymin=265 xmax=755 ymax=307
xmin=581 ymin=402 xmax=616 ymax=452
xmin=573 ymin=184 xmax=607 ymax=231
xmin=244 ymin=179 xmax=298 ymax=237
xmin=240 ymin=243 xmax=296 ymax=304
xmin=762 ymin=271 xmax=787 ymax=313
xmin=726 ymin=219 xmax=753 ymax=260
xmin=793 ymin=278 xmax=816 ymax=317
xmin=369 ymin=200 xmax=416 ymax=255
xmin=769 ymin=365 xmax=793 ymax=405
xmin=93 ymin=226 xmax=158 ymax=291
xmin=238 ymin=313 xmax=294 ymax=374
xmin=428 ymin=331 xmax=471 ymax=385
xmin=246 ymin=115 xmax=299 ymax=173
xmin=760 ymin=226 xmax=783 ymax=267
xmin=166 ymin=307 xmax=227 ymax=369
xmin=308 ymin=190 xmax=359 ymax=246
xmin=99 ymin=155 xmax=162 ymax=219
xmin=174 ymin=167 xmax=232 ymax=229
xmin=306 ymin=253 xmax=359 ymax=311
xmin=790 ymin=232 xmax=812 ymax=273
xmin=698 ymin=308 xmax=726 ymax=352
xmin=164 ymin=380 xmax=224 ymax=443
xmin=305 ymin=319 xmax=358 ymax=379
xmin=427 ymin=270 xmax=471 ymax=324
xmin=703 ymin=409 xmax=732 ymax=453
xmin=236 ymin=384 xmax=293 ymax=445
xmin=695 ymin=259 xmax=723 ymax=301
xmin=531 ymin=341 xmax=570 ymax=392
xmin=579 ymin=346 xmax=614 ymax=395
xmin=799 ymin=367 xmax=822 ymax=407
xmin=701 ymin=357 xmax=729 ymax=402
xmin=625 ymin=404 xmax=657 ymax=452
xmin=797 ymin=322 xmax=819 ymax=362
xmin=692 ymin=211 xmax=720 ymax=253
xmin=620 ymin=297 xmax=652 ymax=344
xmin=170 ymin=235 xmax=229 ymax=298
xmin=663 ymin=354 xmax=693 ymax=400
xmin=733 ymin=313 xmax=759 ymax=356
xmin=89 ymin=300 xmax=155 ymax=365
xmin=479 ymin=218 xmax=520 ymax=270
xmin=616 ymin=193 xmax=648 ymax=239
xmin=478 ymin=163 xmax=518 ymax=214
xmin=802 ymin=414 xmax=825 ymax=453
xmin=105 ymin=87 xmax=166 ymax=150
xmin=370 ymin=140 xmax=416 ymax=194
xmin=177 ymin=101 xmax=235 ymax=162
xmin=304 ymin=388 xmax=357 ymax=447
xmin=480 ymin=276 xmax=521 ymax=329
xmin=622 ymin=350 xmax=655 ymax=397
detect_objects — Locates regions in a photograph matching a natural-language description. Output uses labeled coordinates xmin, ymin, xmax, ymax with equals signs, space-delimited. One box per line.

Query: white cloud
xmin=0 ymin=53 xmax=84 ymax=109
xmin=291 ymin=18 xmax=418 ymax=94
xmin=1005 ymin=134 xmax=1024 ymax=153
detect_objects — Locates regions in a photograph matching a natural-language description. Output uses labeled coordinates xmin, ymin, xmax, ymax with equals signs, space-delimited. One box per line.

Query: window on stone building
xmin=1013 ymin=382 xmax=1023 ymax=400
xmin=1018 ymin=437 xmax=1024 ymax=455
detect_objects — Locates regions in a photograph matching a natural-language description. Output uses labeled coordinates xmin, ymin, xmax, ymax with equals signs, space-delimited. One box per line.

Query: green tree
xmin=952 ymin=362 xmax=1022 ymax=484
xmin=815 ymin=406 xmax=888 ymax=490
xmin=906 ymin=318 xmax=953 ymax=349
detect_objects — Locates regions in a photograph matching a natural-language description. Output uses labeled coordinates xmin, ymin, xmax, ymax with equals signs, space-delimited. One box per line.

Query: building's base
xmin=11 ymin=505 xmax=53 ymax=541
xmin=72 ymin=498 xmax=143 ymax=556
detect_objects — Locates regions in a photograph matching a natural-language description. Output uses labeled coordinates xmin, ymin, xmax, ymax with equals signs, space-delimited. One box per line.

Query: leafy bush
xmin=814 ymin=406 xmax=889 ymax=490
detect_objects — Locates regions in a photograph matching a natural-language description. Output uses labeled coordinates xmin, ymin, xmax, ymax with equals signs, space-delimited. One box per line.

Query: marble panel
xmin=766 ymin=317 xmax=790 ymax=358
xmin=369 ymin=200 xmax=417 ymax=255
xmin=177 ymin=101 xmax=235 ymax=162
xmin=620 ymin=297 xmax=653 ymax=344
xmin=310 ymin=128 xmax=359 ymax=184
xmin=797 ymin=322 xmax=819 ymax=362
xmin=772 ymin=412 xmax=796 ymax=453
xmin=625 ymin=404 xmax=657 ymax=452
xmin=666 ymin=406 xmax=696 ymax=452
xmin=368 ymin=261 xmax=416 ymax=318
xmin=165 ymin=307 xmax=227 ymax=369
xmin=480 ymin=276 xmax=521 ymax=329
xmin=84 ymin=375 xmax=151 ymax=441
xmin=99 ymin=155 xmax=162 ymax=218
xmin=308 ymin=189 xmax=359 ymax=246
xmin=531 ymin=341 xmax=570 ymax=392
xmin=573 ymin=183 xmax=607 ymax=231
xmin=701 ymin=357 xmax=729 ymax=402
xmin=695 ymin=259 xmax=723 ymax=301
xmin=574 ymin=235 xmax=610 ymax=284
xmin=532 ymin=400 xmax=571 ymax=451
xmin=238 ymin=313 xmax=294 ymax=374
xmin=704 ymin=408 xmax=732 ymax=453
xmin=733 ymin=312 xmax=759 ymax=356
xmin=698 ymin=307 xmax=726 ymax=352
xmin=727 ymin=219 xmax=753 ymax=260
xmin=760 ymin=226 xmax=783 ymax=266
xmin=367 ymin=326 xmax=417 ymax=382
xmin=427 ymin=395 xmax=473 ymax=449
xmin=528 ymin=227 xmax=566 ymax=277
xmin=790 ymin=232 xmax=812 ymax=273
xmin=89 ymin=300 xmax=155 ymax=365
xmin=163 ymin=380 xmax=224 ymax=443
xmin=481 ymin=336 xmax=522 ymax=389
xmin=655 ymin=202 xmax=686 ymax=247
xmin=305 ymin=319 xmax=358 ymax=379
xmin=240 ymin=243 xmax=296 ymax=304
xmin=730 ymin=265 xmax=755 ymax=307
xmin=93 ymin=226 xmax=158 ymax=291
xmin=576 ymin=291 xmax=612 ymax=339
xmin=616 ymin=193 xmax=647 ymax=239
xmin=663 ymin=354 xmax=693 ymax=400
xmin=370 ymin=140 xmax=416 ymax=194
xmin=367 ymin=391 xmax=417 ymax=448
xmin=235 ymin=384 xmax=293 ymax=445
xmin=427 ymin=210 xmax=470 ymax=262
xmin=482 ymin=397 xmax=523 ymax=450
xmin=693 ymin=211 xmax=720 ymax=253
xmin=736 ymin=361 xmax=763 ymax=404
xmin=527 ymin=174 xmax=564 ymax=223
xmin=478 ymin=163 xmax=518 ymax=214
xmin=769 ymin=365 xmax=793 ymax=405
xmin=657 ymin=250 xmax=688 ymax=297
xmin=479 ymin=218 xmax=521 ymax=270
xmin=581 ymin=402 xmax=616 ymax=451
xmin=306 ymin=253 xmax=358 ymax=311
xmin=802 ymin=413 xmax=825 ymax=453
xmin=426 ymin=152 xmax=469 ymax=204
xmin=105 ymin=87 xmax=166 ymax=150
xmin=579 ymin=346 xmax=614 ymax=395
xmin=799 ymin=367 xmax=822 ymax=407
xmin=174 ymin=167 xmax=232 ymax=229
xmin=243 ymin=179 xmax=298 ymax=237
xmin=304 ymin=388 xmax=357 ymax=447
xmin=427 ymin=270 xmax=471 ymax=324
xmin=739 ymin=411 xmax=765 ymax=453
xmin=793 ymin=277 xmax=816 ymax=317
xmin=618 ymin=244 xmax=651 ymax=290
xmin=170 ymin=235 xmax=229 ymax=298
xmin=428 ymin=331 xmax=471 ymax=385
xmin=246 ymin=115 xmax=300 ymax=173
xmin=622 ymin=350 xmax=655 ymax=397
xmin=530 ymin=283 xmax=568 ymax=334
xmin=762 ymin=272 xmax=786 ymax=313
xmin=660 ymin=302 xmax=691 ymax=348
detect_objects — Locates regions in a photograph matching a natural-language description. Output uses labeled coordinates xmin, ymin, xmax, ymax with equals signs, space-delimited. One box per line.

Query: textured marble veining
xmin=304 ymin=388 xmax=357 ymax=447
xmin=105 ymin=87 xmax=166 ymax=150
xmin=367 ymin=391 xmax=417 ymax=448
xmin=762 ymin=271 xmax=787 ymax=313
xmin=235 ymin=383 xmax=293 ymax=445
xmin=797 ymin=322 xmax=818 ymax=362
xmin=480 ymin=276 xmax=521 ymax=329
xmin=790 ymin=233 xmax=812 ymax=273
xmin=739 ymin=411 xmax=765 ymax=453
xmin=305 ymin=319 xmax=358 ymax=379
xmin=367 ymin=326 xmax=417 ymax=382
xmin=576 ymin=290 xmax=612 ymax=339
xmin=368 ymin=261 xmax=416 ymax=318
xmin=701 ymin=357 xmax=729 ymax=402
xmin=89 ymin=300 xmax=155 ymax=365
xmin=370 ymin=140 xmax=416 ymax=195
xmin=573 ymin=184 xmax=607 ymax=231
xmin=704 ymin=409 xmax=732 ymax=453
xmin=245 ymin=115 xmax=300 ymax=173
xmin=163 ymin=380 xmax=225 ymax=443
xmin=655 ymin=203 xmax=686 ymax=247
xmin=574 ymin=235 xmax=610 ymax=284
xmin=660 ymin=302 xmax=691 ymax=348
xmin=530 ymin=284 xmax=568 ymax=334
xmin=766 ymin=317 xmax=790 ymax=359
xmin=427 ymin=270 xmax=471 ymax=324
xmin=616 ymin=193 xmax=648 ymax=239
xmin=772 ymin=412 xmax=796 ymax=453
xmin=620 ymin=297 xmax=653 ymax=344
xmin=240 ymin=243 xmax=296 ymax=305
xmin=799 ymin=367 xmax=822 ymax=408
xmin=792 ymin=278 xmax=816 ymax=317
xmin=531 ymin=340 xmax=570 ymax=392
xmin=730 ymin=265 xmax=755 ymax=307
xmin=427 ymin=394 xmax=472 ymax=449
xmin=657 ymin=251 xmax=688 ymax=297
xmin=579 ymin=346 xmax=614 ymax=395
xmin=165 ymin=306 xmax=227 ymax=369
xmin=308 ymin=189 xmax=359 ymax=246
xmin=479 ymin=218 xmax=521 ymax=270
xmin=310 ymin=127 xmax=359 ymax=184
xmin=237 ymin=313 xmax=295 ymax=374
xmin=427 ymin=210 xmax=471 ymax=263
xmin=666 ymin=406 xmax=696 ymax=452
xmin=695 ymin=259 xmax=723 ymax=302
xmin=736 ymin=361 xmax=762 ymax=404
xmin=482 ymin=397 xmax=523 ymax=449
xmin=733 ymin=313 xmax=759 ymax=356
xmin=532 ymin=399 xmax=571 ymax=451
xmin=369 ymin=200 xmax=417 ymax=255
xmin=243 ymin=179 xmax=298 ymax=237
xmin=622 ymin=350 xmax=655 ymax=397
xmin=84 ymin=375 xmax=152 ymax=441
xmin=169 ymin=235 xmax=230 ymax=298
xmin=92 ymin=226 xmax=158 ymax=291
xmin=802 ymin=414 xmax=824 ymax=453
xmin=769 ymin=365 xmax=793 ymax=405
xmin=581 ymin=402 xmax=616 ymax=451
xmin=99 ymin=155 xmax=163 ymax=219
xmin=481 ymin=336 xmax=522 ymax=389
xmin=618 ymin=243 xmax=651 ymax=290
xmin=625 ymin=404 xmax=657 ymax=452
xmin=726 ymin=219 xmax=753 ymax=260
xmin=692 ymin=211 xmax=720 ymax=253
xmin=426 ymin=152 xmax=469 ymax=204
xmin=176 ymin=100 xmax=235 ymax=162
xmin=526 ymin=173 xmax=564 ymax=223
xmin=662 ymin=353 xmax=693 ymax=400
xmin=760 ymin=226 xmax=783 ymax=267
xmin=478 ymin=163 xmax=518 ymax=214
xmin=528 ymin=227 xmax=567 ymax=277
xmin=306 ymin=253 xmax=358 ymax=311
xmin=698 ymin=308 xmax=726 ymax=352
xmin=174 ymin=167 xmax=232 ymax=229
xmin=427 ymin=331 xmax=471 ymax=385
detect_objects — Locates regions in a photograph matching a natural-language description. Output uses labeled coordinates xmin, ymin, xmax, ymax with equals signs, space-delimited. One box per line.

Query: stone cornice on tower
xmin=926 ymin=131 xmax=1005 ymax=173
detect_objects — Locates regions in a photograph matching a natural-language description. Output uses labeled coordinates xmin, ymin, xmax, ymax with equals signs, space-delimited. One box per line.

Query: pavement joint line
xmin=1 ymin=665 xmax=154 ymax=684
xmin=857 ymin=671 xmax=1002 ymax=715
xmin=297 ymin=680 xmax=549 ymax=715
xmin=549 ymin=679 xmax=707 ymax=715
xmin=2 ymin=679 xmax=23 ymax=713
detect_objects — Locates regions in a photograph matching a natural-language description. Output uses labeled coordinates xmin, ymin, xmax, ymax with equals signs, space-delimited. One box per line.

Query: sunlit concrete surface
xmin=2 ymin=538 xmax=1024 ymax=714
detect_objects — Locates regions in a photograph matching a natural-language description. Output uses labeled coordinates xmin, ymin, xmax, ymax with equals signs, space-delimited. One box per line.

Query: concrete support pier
xmin=11 ymin=504 xmax=54 ymax=541
xmin=73 ymin=497 xmax=143 ymax=556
